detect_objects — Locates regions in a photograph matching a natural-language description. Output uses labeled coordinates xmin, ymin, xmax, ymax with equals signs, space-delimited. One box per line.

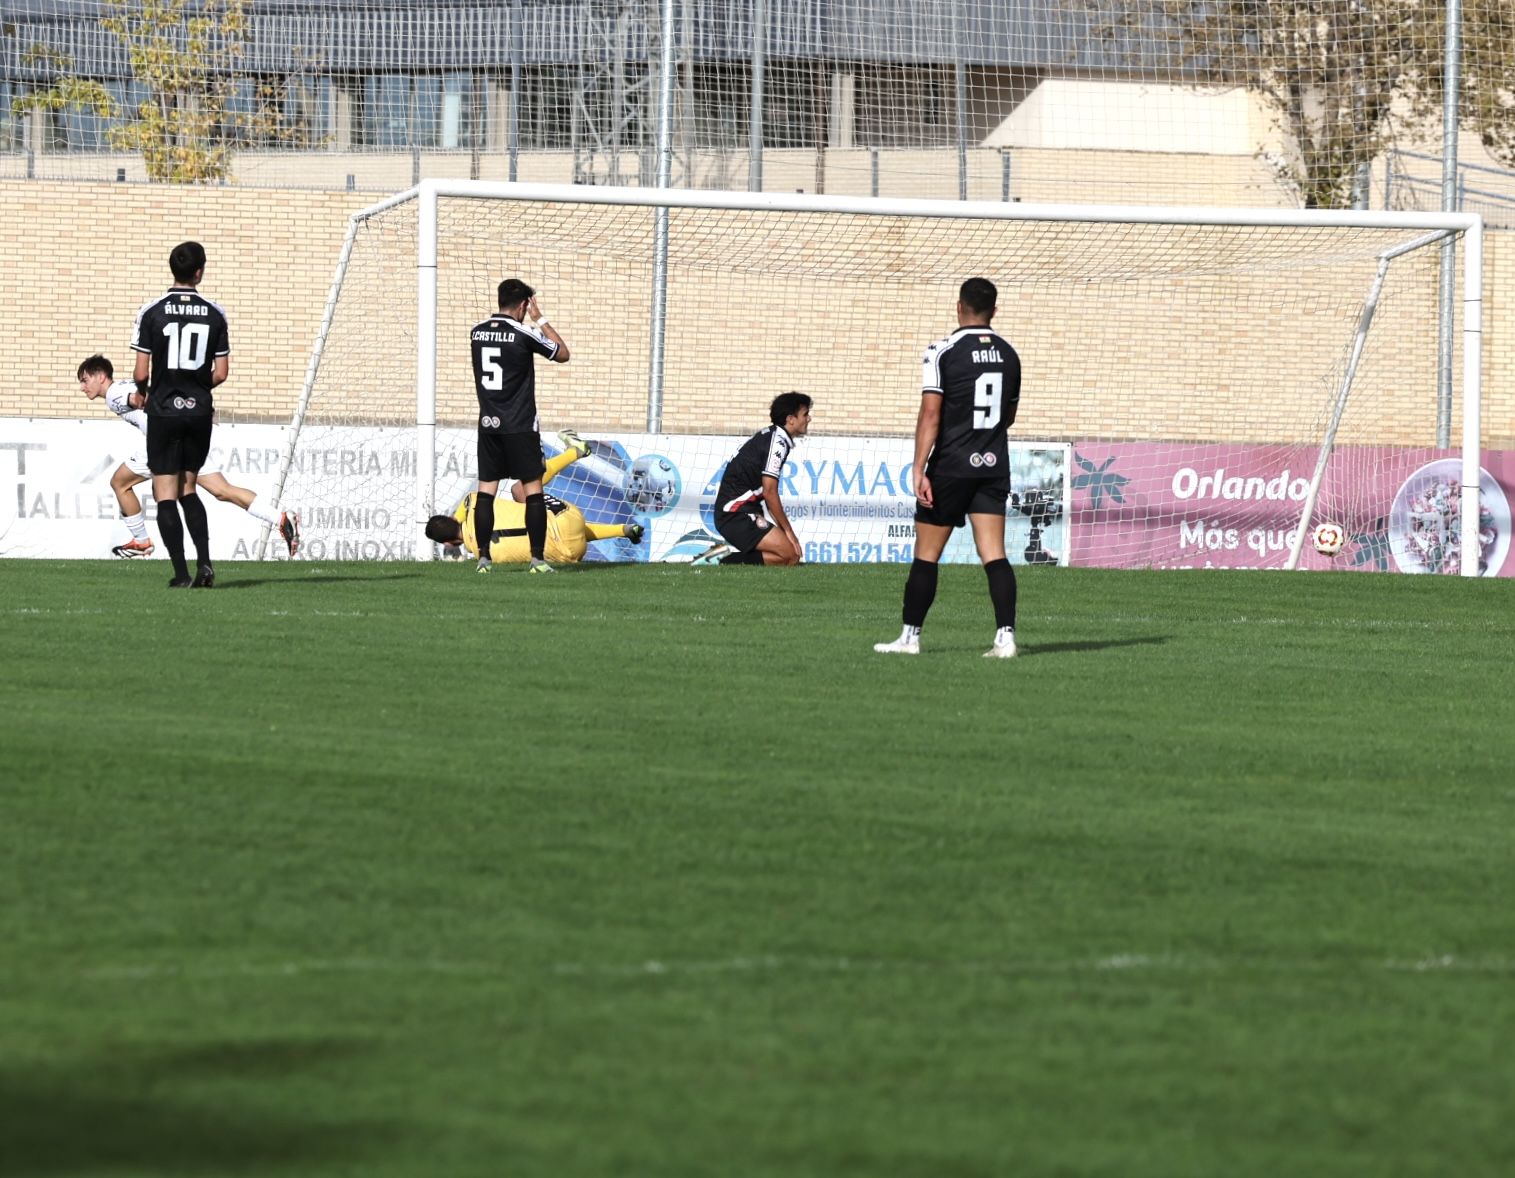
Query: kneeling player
xmin=875 ymin=278 xmax=1022 ymax=658
xmin=710 ymin=392 xmax=811 ymax=566
xmin=424 ymin=432 xmax=642 ymax=562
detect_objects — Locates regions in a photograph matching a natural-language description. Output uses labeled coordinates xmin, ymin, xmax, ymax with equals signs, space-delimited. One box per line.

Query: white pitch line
xmin=66 ymin=952 xmax=1515 ymax=985
xmin=8 ymin=607 xmax=108 ymax=616
xmin=81 ymin=957 xmax=500 ymax=982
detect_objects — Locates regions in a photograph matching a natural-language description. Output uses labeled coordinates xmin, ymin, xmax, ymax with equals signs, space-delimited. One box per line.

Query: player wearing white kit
xmin=77 ymin=354 xmax=300 ymax=558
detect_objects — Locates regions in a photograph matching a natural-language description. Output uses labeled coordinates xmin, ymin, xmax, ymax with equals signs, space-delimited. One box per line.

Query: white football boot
xmin=984 ymin=628 xmax=1018 ymax=659
xmin=873 ymin=627 xmax=921 ymax=655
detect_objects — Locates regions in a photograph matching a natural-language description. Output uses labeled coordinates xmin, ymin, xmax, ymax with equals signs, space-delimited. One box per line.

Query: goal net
xmin=267 ymin=183 xmax=1486 ymax=574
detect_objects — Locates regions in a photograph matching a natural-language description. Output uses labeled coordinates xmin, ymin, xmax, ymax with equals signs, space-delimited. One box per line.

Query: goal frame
xmin=271 ymin=180 xmax=1486 ymax=575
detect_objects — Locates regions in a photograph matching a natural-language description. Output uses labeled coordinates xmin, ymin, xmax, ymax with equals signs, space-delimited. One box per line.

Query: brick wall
xmin=0 ymin=183 xmax=371 ymax=423
xmin=3 ymin=179 xmax=1509 ymax=449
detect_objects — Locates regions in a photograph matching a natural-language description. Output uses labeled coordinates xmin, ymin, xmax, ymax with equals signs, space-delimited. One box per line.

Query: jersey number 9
xmin=972 ymin=373 xmax=1003 ymax=429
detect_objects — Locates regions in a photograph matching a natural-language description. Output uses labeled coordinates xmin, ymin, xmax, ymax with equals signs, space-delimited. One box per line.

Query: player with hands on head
xmin=77 ymin=354 xmax=300 ymax=559
xmin=468 ymin=277 xmax=570 ymax=575
xmin=710 ymin=392 xmax=811 ymax=566
xmin=875 ymin=277 xmax=1022 ymax=657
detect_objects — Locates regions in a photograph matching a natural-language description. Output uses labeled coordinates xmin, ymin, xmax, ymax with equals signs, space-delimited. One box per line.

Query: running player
xmin=77 ymin=354 xmax=300 ymax=559
xmin=875 ymin=278 xmax=1022 ymax=657
xmin=709 ymin=392 xmax=812 ymax=566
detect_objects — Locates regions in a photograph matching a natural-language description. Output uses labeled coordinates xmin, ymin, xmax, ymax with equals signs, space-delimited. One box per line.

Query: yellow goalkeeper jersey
xmin=452 ymin=492 xmax=590 ymax=563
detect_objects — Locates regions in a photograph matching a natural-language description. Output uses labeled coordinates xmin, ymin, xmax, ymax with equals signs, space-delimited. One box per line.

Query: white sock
xmin=123 ymin=511 xmax=149 ymax=541
xmin=994 ymin=626 xmax=1016 ymax=646
xmin=901 ymin=624 xmax=921 ymax=643
xmin=245 ymin=495 xmax=281 ymax=527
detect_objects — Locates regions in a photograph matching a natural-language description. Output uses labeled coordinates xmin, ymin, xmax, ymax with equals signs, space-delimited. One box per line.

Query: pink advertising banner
xmin=1067 ymin=443 xmax=1515 ymax=577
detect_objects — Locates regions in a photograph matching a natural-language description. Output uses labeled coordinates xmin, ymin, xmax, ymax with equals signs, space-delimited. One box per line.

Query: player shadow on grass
xmin=212 ymin=572 xmax=426 ymax=590
xmin=1018 ymin=635 xmax=1169 ymax=656
xmin=0 ymin=1037 xmax=400 ymax=1175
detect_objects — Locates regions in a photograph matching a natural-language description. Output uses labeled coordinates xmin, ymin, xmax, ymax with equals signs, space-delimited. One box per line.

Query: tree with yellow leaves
xmin=1072 ymin=0 xmax=1515 ymax=208
xmin=14 ymin=0 xmax=306 ymax=184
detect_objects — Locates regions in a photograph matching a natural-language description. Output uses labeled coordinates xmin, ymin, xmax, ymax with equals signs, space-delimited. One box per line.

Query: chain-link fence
xmin=5 ymin=1 xmax=1515 ymax=208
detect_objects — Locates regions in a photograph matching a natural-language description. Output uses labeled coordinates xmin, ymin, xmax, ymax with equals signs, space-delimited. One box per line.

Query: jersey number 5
xmin=972 ymin=373 xmax=1002 ymax=429
xmin=162 ymin=322 xmax=210 ymax=370
xmin=479 ymin=347 xmax=504 ymax=391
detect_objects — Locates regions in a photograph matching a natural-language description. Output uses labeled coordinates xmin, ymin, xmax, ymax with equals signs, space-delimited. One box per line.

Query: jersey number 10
xmin=972 ymin=373 xmax=1003 ymax=429
xmin=161 ymin=322 xmax=210 ymax=370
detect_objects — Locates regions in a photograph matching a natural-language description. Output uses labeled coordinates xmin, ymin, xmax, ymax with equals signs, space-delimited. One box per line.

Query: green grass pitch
xmin=4 ymin=558 xmax=1515 ymax=1177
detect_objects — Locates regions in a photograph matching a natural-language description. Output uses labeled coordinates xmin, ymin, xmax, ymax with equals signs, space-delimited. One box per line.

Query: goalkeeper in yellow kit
xmin=424 ymin=431 xmax=643 ymax=563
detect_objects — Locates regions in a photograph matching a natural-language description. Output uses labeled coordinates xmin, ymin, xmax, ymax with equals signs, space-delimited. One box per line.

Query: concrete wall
xmin=987 ymin=80 xmax=1283 ymax=158
xmin=0 ymin=143 xmax=1286 ymax=207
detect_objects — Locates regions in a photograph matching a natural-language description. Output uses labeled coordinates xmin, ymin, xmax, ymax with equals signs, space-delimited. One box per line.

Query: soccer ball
xmin=624 ymin=454 xmax=680 ymax=515
xmin=1312 ymin=521 xmax=1346 ymax=557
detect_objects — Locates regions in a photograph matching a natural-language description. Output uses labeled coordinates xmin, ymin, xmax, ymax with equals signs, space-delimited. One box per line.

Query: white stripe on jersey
xmin=502 ymin=315 xmax=560 ymax=360
xmin=718 ymin=425 xmax=794 ymax=513
xmin=762 ymin=426 xmax=792 ymax=479
xmin=131 ymin=290 xmax=232 ymax=355
xmin=104 ymin=379 xmax=148 ymax=436
xmin=721 ymin=489 xmax=763 ymax=514
xmin=200 ymin=292 xmax=232 ymax=356
xmin=130 ymin=296 xmax=158 ymax=353
xmin=921 ymin=328 xmax=974 ymax=394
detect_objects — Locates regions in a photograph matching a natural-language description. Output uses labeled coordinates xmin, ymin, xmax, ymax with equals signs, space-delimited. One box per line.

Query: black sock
xmin=178 ymin=491 xmax=211 ymax=566
xmin=720 ymin=549 xmax=764 ymax=565
xmin=473 ymin=491 xmax=495 ymax=559
xmin=524 ymin=493 xmax=547 ymax=560
xmin=984 ymin=557 xmax=1018 ymax=630
xmin=157 ymin=501 xmax=189 ymax=580
xmin=902 ymin=557 xmax=939 ymax=627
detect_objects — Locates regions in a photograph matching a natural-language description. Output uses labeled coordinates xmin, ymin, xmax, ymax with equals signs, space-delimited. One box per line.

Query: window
xmin=857 ymin=66 xmax=954 ymax=148
xmin=688 ymin=64 xmax=750 ymax=148
xmin=283 ymin=75 xmax=331 ymax=147
xmin=441 ymin=72 xmax=472 ymax=149
xmin=763 ymin=62 xmax=823 ymax=149
xmin=0 ymin=83 xmax=20 ymax=150
xmin=220 ymin=78 xmax=258 ymax=144
xmin=360 ymin=74 xmax=411 ymax=147
xmin=523 ymin=68 xmax=575 ymax=150
xmin=61 ymin=100 xmax=101 ymax=150
xmin=356 ymin=72 xmax=477 ymax=149
xmin=566 ymin=64 xmax=651 ymax=153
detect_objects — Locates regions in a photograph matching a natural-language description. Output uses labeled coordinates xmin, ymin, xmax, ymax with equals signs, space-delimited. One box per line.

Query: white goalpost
xmin=265 ymin=181 xmax=1485 ymax=576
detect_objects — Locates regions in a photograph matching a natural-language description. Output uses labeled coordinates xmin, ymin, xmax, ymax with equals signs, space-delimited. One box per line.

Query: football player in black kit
xmin=468 ymin=277 xmax=570 ymax=574
xmin=875 ymin=278 xmax=1022 ymax=657
xmin=131 ymin=241 xmax=230 ymax=588
xmin=710 ymin=392 xmax=811 ymax=566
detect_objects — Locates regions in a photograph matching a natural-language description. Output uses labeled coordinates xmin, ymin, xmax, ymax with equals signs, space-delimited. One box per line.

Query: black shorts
xmin=716 ymin=510 xmax=772 ymax=553
xmin=479 ymin=431 xmax=545 ymax=484
xmin=915 ymin=473 xmax=1009 ymax=529
xmin=146 ymin=415 xmax=214 ymax=475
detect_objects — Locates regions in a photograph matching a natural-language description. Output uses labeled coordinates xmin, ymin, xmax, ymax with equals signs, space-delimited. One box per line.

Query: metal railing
xmin=1387 ymin=148 xmax=1515 ymax=228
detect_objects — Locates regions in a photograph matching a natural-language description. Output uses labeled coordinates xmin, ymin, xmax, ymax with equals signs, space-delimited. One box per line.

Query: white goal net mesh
xmin=273 ymin=190 xmax=1476 ymax=573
